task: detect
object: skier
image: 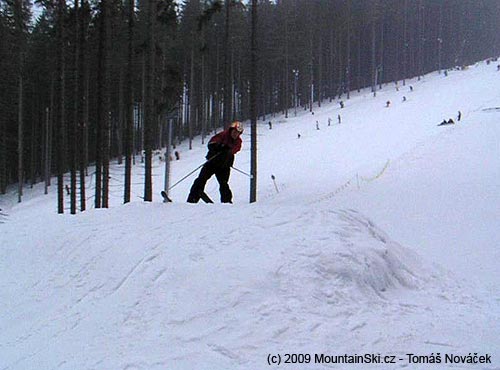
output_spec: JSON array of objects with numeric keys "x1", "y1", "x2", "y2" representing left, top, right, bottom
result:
[
  {"x1": 438, "y1": 118, "x2": 454, "y2": 126},
  {"x1": 187, "y1": 121, "x2": 244, "y2": 204}
]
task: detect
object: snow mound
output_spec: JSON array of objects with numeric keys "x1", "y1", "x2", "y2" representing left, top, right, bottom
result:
[{"x1": 274, "y1": 209, "x2": 422, "y2": 306}]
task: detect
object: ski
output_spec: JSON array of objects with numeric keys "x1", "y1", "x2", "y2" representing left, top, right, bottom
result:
[
  {"x1": 199, "y1": 192, "x2": 214, "y2": 203},
  {"x1": 161, "y1": 190, "x2": 213, "y2": 204},
  {"x1": 161, "y1": 190, "x2": 173, "y2": 203}
]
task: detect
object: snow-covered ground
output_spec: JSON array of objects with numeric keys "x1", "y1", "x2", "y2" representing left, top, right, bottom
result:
[{"x1": 1, "y1": 60, "x2": 499, "y2": 370}]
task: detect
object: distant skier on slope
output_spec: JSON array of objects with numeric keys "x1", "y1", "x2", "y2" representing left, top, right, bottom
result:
[
  {"x1": 187, "y1": 121, "x2": 244, "y2": 204},
  {"x1": 438, "y1": 118, "x2": 455, "y2": 126}
]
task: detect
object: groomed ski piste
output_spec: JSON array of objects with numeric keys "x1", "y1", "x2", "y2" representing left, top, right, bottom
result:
[{"x1": 1, "y1": 59, "x2": 499, "y2": 370}]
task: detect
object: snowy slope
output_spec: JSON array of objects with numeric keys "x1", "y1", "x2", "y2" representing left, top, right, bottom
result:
[{"x1": 1, "y1": 60, "x2": 499, "y2": 370}]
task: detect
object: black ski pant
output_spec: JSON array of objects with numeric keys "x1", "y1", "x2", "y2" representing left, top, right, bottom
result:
[{"x1": 187, "y1": 162, "x2": 232, "y2": 203}]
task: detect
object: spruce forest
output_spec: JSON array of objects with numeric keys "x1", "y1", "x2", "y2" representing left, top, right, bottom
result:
[{"x1": 1, "y1": 0, "x2": 499, "y2": 213}]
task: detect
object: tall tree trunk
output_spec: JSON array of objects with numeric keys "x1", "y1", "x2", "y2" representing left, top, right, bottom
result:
[
  {"x1": 201, "y1": 46, "x2": 206, "y2": 144},
  {"x1": 418, "y1": 0, "x2": 425, "y2": 78},
  {"x1": 230, "y1": 47, "x2": 235, "y2": 120},
  {"x1": 318, "y1": 37, "x2": 322, "y2": 107},
  {"x1": 189, "y1": 45, "x2": 195, "y2": 149},
  {"x1": 371, "y1": 15, "x2": 377, "y2": 96},
  {"x1": 437, "y1": 2, "x2": 443, "y2": 74},
  {"x1": 70, "y1": 0, "x2": 79, "y2": 214},
  {"x1": 117, "y1": 69, "x2": 124, "y2": 165},
  {"x1": 222, "y1": 0, "x2": 231, "y2": 127},
  {"x1": 357, "y1": 27, "x2": 361, "y2": 92},
  {"x1": 101, "y1": 0, "x2": 110, "y2": 208},
  {"x1": 0, "y1": 23, "x2": 4, "y2": 195},
  {"x1": 283, "y1": 1, "x2": 289, "y2": 118},
  {"x1": 140, "y1": 59, "x2": 145, "y2": 158},
  {"x1": 346, "y1": 0, "x2": 351, "y2": 99},
  {"x1": 49, "y1": 74, "x2": 55, "y2": 187},
  {"x1": 44, "y1": 107, "x2": 50, "y2": 195},
  {"x1": 379, "y1": 13, "x2": 384, "y2": 90},
  {"x1": 17, "y1": 76, "x2": 23, "y2": 203},
  {"x1": 57, "y1": 0, "x2": 66, "y2": 214},
  {"x1": 250, "y1": 0, "x2": 257, "y2": 203},
  {"x1": 214, "y1": 36, "x2": 220, "y2": 130},
  {"x1": 143, "y1": 0, "x2": 155, "y2": 201},
  {"x1": 29, "y1": 94, "x2": 37, "y2": 188},
  {"x1": 337, "y1": 28, "x2": 342, "y2": 97},
  {"x1": 329, "y1": 26, "x2": 334, "y2": 100},
  {"x1": 15, "y1": 0, "x2": 24, "y2": 203},
  {"x1": 403, "y1": 0, "x2": 408, "y2": 85},
  {"x1": 78, "y1": 0, "x2": 87, "y2": 211},
  {"x1": 95, "y1": 0, "x2": 108, "y2": 208},
  {"x1": 0, "y1": 113, "x2": 5, "y2": 194},
  {"x1": 124, "y1": 0, "x2": 134, "y2": 204},
  {"x1": 308, "y1": 8, "x2": 314, "y2": 112}
]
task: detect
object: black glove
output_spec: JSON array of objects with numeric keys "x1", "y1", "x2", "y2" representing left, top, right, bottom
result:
[
  {"x1": 207, "y1": 142, "x2": 220, "y2": 152},
  {"x1": 206, "y1": 143, "x2": 224, "y2": 160},
  {"x1": 209, "y1": 142, "x2": 229, "y2": 152}
]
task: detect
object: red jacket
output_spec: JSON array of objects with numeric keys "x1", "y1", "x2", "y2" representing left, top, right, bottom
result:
[{"x1": 208, "y1": 129, "x2": 242, "y2": 155}]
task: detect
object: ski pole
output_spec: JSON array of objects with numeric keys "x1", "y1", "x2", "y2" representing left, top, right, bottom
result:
[
  {"x1": 168, "y1": 153, "x2": 220, "y2": 191},
  {"x1": 231, "y1": 166, "x2": 253, "y2": 179},
  {"x1": 271, "y1": 174, "x2": 279, "y2": 193}
]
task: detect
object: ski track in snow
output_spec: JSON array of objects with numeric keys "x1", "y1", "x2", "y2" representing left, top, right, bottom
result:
[{"x1": 1, "y1": 60, "x2": 499, "y2": 370}]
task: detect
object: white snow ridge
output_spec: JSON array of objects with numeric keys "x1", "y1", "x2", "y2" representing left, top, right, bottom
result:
[{"x1": 271, "y1": 209, "x2": 423, "y2": 305}]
